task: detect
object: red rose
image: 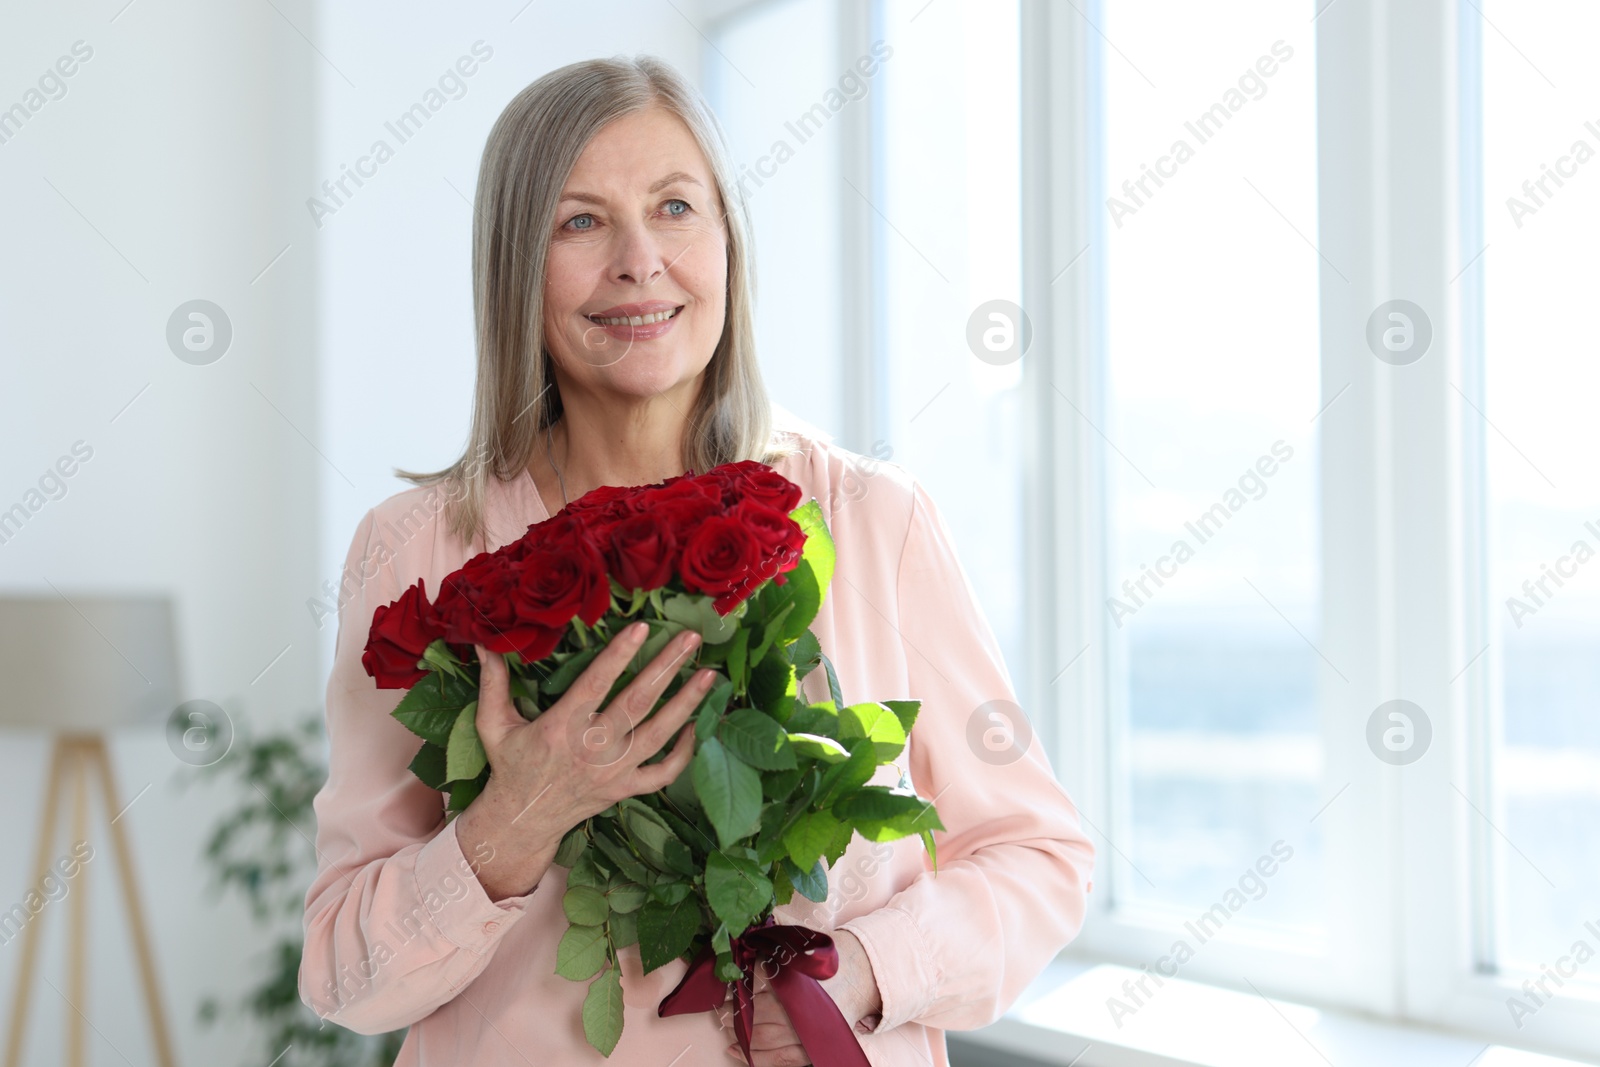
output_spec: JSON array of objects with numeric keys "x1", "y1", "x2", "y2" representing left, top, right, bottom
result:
[
  {"x1": 679, "y1": 515, "x2": 764, "y2": 603},
  {"x1": 733, "y1": 498, "x2": 805, "y2": 560},
  {"x1": 605, "y1": 513, "x2": 677, "y2": 591},
  {"x1": 431, "y1": 552, "x2": 563, "y2": 662},
  {"x1": 702, "y1": 460, "x2": 803, "y2": 515},
  {"x1": 363, "y1": 579, "x2": 443, "y2": 689},
  {"x1": 511, "y1": 537, "x2": 612, "y2": 629}
]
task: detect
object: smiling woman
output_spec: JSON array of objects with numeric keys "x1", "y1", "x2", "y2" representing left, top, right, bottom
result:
[{"x1": 300, "y1": 53, "x2": 1093, "y2": 1067}]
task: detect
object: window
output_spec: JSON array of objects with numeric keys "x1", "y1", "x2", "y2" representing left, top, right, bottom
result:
[
  {"x1": 1097, "y1": 0, "x2": 1323, "y2": 934},
  {"x1": 1476, "y1": 0, "x2": 1600, "y2": 988}
]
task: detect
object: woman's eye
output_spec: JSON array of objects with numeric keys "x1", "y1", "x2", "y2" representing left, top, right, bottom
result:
[
  {"x1": 663, "y1": 199, "x2": 691, "y2": 217},
  {"x1": 565, "y1": 213, "x2": 596, "y2": 231}
]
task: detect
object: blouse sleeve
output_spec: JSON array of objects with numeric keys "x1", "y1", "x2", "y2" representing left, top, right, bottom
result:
[
  {"x1": 298, "y1": 508, "x2": 538, "y2": 1035},
  {"x1": 835, "y1": 477, "x2": 1096, "y2": 1034}
]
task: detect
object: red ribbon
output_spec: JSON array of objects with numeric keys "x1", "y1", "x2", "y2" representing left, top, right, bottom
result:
[{"x1": 657, "y1": 915, "x2": 871, "y2": 1067}]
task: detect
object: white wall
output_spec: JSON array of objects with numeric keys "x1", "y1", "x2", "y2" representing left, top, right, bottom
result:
[{"x1": 0, "y1": 1, "x2": 701, "y2": 1063}]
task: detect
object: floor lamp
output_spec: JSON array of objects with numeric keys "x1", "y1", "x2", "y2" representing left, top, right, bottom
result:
[{"x1": 0, "y1": 595, "x2": 182, "y2": 1067}]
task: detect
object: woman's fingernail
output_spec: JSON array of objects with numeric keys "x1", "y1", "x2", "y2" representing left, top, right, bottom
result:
[
  {"x1": 681, "y1": 631, "x2": 702, "y2": 652},
  {"x1": 696, "y1": 667, "x2": 716, "y2": 688},
  {"x1": 629, "y1": 621, "x2": 649, "y2": 641}
]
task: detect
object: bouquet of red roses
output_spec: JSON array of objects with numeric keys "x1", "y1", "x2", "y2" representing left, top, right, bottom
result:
[{"x1": 361, "y1": 460, "x2": 942, "y2": 1059}]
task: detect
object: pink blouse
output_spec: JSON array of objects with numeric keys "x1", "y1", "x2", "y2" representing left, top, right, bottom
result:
[{"x1": 300, "y1": 425, "x2": 1095, "y2": 1066}]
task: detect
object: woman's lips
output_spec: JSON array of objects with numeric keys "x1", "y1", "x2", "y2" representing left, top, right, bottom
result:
[{"x1": 585, "y1": 303, "x2": 684, "y2": 342}]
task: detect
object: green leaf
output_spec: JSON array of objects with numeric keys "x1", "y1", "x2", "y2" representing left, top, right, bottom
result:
[
  {"x1": 563, "y1": 884, "x2": 610, "y2": 926},
  {"x1": 408, "y1": 741, "x2": 447, "y2": 790},
  {"x1": 719, "y1": 709, "x2": 796, "y2": 771},
  {"x1": 772, "y1": 559, "x2": 822, "y2": 641},
  {"x1": 920, "y1": 827, "x2": 939, "y2": 873},
  {"x1": 817, "y1": 740, "x2": 877, "y2": 804},
  {"x1": 782, "y1": 810, "x2": 842, "y2": 872},
  {"x1": 705, "y1": 852, "x2": 773, "y2": 933},
  {"x1": 783, "y1": 856, "x2": 829, "y2": 903},
  {"x1": 567, "y1": 849, "x2": 609, "y2": 889},
  {"x1": 787, "y1": 629, "x2": 822, "y2": 679},
  {"x1": 833, "y1": 787, "x2": 946, "y2": 841},
  {"x1": 692, "y1": 738, "x2": 763, "y2": 849},
  {"x1": 541, "y1": 644, "x2": 603, "y2": 695},
  {"x1": 749, "y1": 656, "x2": 797, "y2": 724},
  {"x1": 555, "y1": 826, "x2": 588, "y2": 868},
  {"x1": 694, "y1": 676, "x2": 735, "y2": 743},
  {"x1": 820, "y1": 653, "x2": 845, "y2": 709},
  {"x1": 662, "y1": 591, "x2": 739, "y2": 644},
  {"x1": 785, "y1": 702, "x2": 840, "y2": 739},
  {"x1": 839, "y1": 702, "x2": 908, "y2": 761},
  {"x1": 619, "y1": 799, "x2": 683, "y2": 871},
  {"x1": 609, "y1": 907, "x2": 639, "y2": 947},
  {"x1": 555, "y1": 923, "x2": 608, "y2": 980},
  {"x1": 446, "y1": 771, "x2": 487, "y2": 812},
  {"x1": 590, "y1": 828, "x2": 652, "y2": 885},
  {"x1": 790, "y1": 498, "x2": 835, "y2": 596},
  {"x1": 582, "y1": 965, "x2": 624, "y2": 1057},
  {"x1": 391, "y1": 670, "x2": 476, "y2": 746},
  {"x1": 786, "y1": 732, "x2": 850, "y2": 764},
  {"x1": 648, "y1": 879, "x2": 692, "y2": 906},
  {"x1": 883, "y1": 699, "x2": 922, "y2": 735},
  {"x1": 638, "y1": 895, "x2": 701, "y2": 973},
  {"x1": 444, "y1": 703, "x2": 486, "y2": 783},
  {"x1": 762, "y1": 765, "x2": 806, "y2": 803},
  {"x1": 606, "y1": 882, "x2": 648, "y2": 914},
  {"x1": 728, "y1": 628, "x2": 750, "y2": 693}
]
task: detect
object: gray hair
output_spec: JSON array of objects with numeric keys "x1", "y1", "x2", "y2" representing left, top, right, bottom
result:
[{"x1": 396, "y1": 54, "x2": 797, "y2": 546}]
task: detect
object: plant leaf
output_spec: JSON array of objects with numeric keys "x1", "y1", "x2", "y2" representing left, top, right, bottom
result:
[
  {"x1": 694, "y1": 676, "x2": 735, "y2": 743},
  {"x1": 391, "y1": 671, "x2": 475, "y2": 746},
  {"x1": 606, "y1": 882, "x2": 648, "y2": 914},
  {"x1": 662, "y1": 591, "x2": 739, "y2": 644},
  {"x1": 563, "y1": 884, "x2": 610, "y2": 926},
  {"x1": 719, "y1": 709, "x2": 796, "y2": 771},
  {"x1": 444, "y1": 702, "x2": 486, "y2": 783},
  {"x1": 787, "y1": 629, "x2": 822, "y2": 679},
  {"x1": 554, "y1": 826, "x2": 588, "y2": 868},
  {"x1": 582, "y1": 965, "x2": 625, "y2": 1057},
  {"x1": 705, "y1": 852, "x2": 773, "y2": 933},
  {"x1": 555, "y1": 922, "x2": 607, "y2": 980},
  {"x1": 790, "y1": 499, "x2": 835, "y2": 596},
  {"x1": 408, "y1": 741, "x2": 447, "y2": 790},
  {"x1": 882, "y1": 698, "x2": 921, "y2": 735},
  {"x1": 692, "y1": 738, "x2": 763, "y2": 849},
  {"x1": 820, "y1": 653, "x2": 845, "y2": 709},
  {"x1": 783, "y1": 855, "x2": 829, "y2": 903},
  {"x1": 540, "y1": 644, "x2": 603, "y2": 695},
  {"x1": 782, "y1": 810, "x2": 842, "y2": 872},
  {"x1": 839, "y1": 702, "x2": 907, "y2": 761},
  {"x1": 785, "y1": 732, "x2": 850, "y2": 764},
  {"x1": 638, "y1": 895, "x2": 701, "y2": 973}
]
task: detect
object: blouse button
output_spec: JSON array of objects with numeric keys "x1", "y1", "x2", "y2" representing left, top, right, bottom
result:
[{"x1": 483, "y1": 920, "x2": 500, "y2": 933}]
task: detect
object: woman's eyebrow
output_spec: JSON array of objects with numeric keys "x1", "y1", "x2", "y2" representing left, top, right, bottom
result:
[{"x1": 558, "y1": 172, "x2": 704, "y2": 205}]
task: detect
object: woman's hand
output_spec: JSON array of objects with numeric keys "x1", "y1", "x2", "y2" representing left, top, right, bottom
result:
[
  {"x1": 717, "y1": 928, "x2": 883, "y2": 1065},
  {"x1": 454, "y1": 620, "x2": 716, "y2": 901}
]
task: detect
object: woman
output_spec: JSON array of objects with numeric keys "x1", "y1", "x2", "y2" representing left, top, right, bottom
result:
[{"x1": 300, "y1": 54, "x2": 1094, "y2": 1067}]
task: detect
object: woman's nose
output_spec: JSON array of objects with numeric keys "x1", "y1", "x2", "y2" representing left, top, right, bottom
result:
[{"x1": 608, "y1": 220, "x2": 669, "y2": 286}]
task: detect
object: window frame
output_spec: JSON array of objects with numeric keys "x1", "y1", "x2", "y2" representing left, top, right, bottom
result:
[{"x1": 1025, "y1": 0, "x2": 1600, "y2": 1058}]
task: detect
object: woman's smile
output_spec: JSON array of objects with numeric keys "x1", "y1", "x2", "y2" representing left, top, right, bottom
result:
[{"x1": 584, "y1": 299, "x2": 685, "y2": 341}]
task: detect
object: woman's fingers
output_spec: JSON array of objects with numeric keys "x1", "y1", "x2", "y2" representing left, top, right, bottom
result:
[
  {"x1": 556, "y1": 621, "x2": 651, "y2": 724},
  {"x1": 473, "y1": 644, "x2": 521, "y2": 752},
  {"x1": 630, "y1": 716, "x2": 696, "y2": 794},
  {"x1": 632, "y1": 666, "x2": 715, "y2": 762},
  {"x1": 600, "y1": 628, "x2": 702, "y2": 734}
]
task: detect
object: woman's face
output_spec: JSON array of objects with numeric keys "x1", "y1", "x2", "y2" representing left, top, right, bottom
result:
[{"x1": 542, "y1": 106, "x2": 728, "y2": 407}]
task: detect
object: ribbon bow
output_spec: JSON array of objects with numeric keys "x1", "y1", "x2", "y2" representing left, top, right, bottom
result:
[{"x1": 657, "y1": 915, "x2": 871, "y2": 1067}]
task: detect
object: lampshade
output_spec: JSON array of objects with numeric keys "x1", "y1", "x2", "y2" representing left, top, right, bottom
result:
[{"x1": 0, "y1": 595, "x2": 181, "y2": 731}]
